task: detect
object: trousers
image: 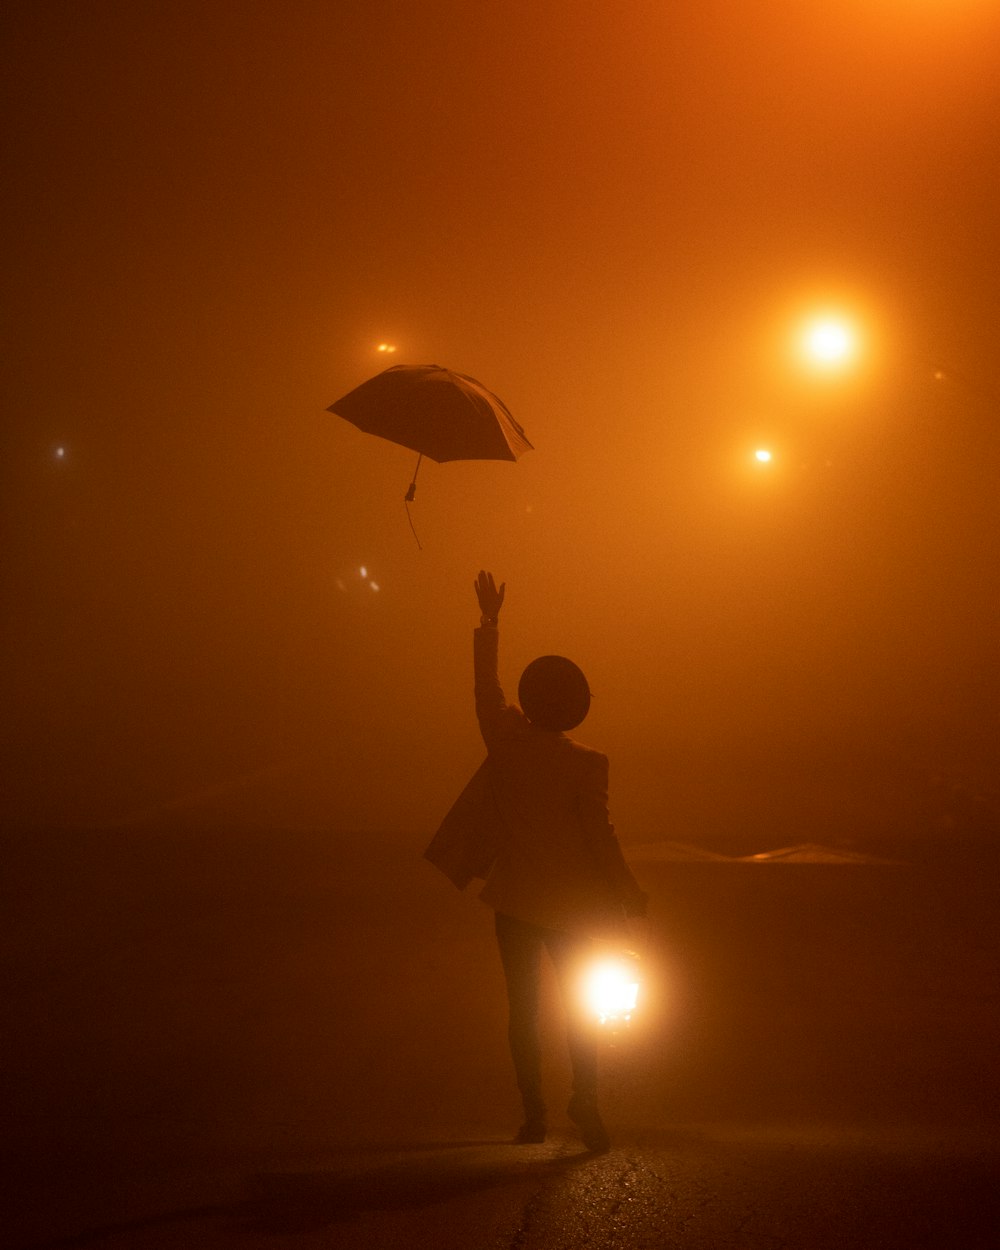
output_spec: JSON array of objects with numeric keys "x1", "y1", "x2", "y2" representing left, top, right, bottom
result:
[{"x1": 494, "y1": 911, "x2": 598, "y2": 1119}]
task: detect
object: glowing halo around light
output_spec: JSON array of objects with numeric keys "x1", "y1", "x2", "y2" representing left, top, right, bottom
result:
[{"x1": 754, "y1": 448, "x2": 773, "y2": 463}]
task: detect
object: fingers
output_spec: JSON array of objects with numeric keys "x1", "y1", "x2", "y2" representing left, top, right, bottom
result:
[{"x1": 474, "y1": 570, "x2": 505, "y2": 614}]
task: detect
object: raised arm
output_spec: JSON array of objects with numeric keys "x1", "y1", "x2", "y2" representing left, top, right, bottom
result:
[{"x1": 473, "y1": 570, "x2": 510, "y2": 748}]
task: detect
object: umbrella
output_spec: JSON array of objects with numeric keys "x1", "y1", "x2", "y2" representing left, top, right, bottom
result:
[
  {"x1": 328, "y1": 364, "x2": 532, "y2": 547},
  {"x1": 328, "y1": 362, "x2": 531, "y2": 492}
]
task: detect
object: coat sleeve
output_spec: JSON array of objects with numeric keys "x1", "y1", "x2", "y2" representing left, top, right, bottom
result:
[
  {"x1": 424, "y1": 627, "x2": 517, "y2": 891},
  {"x1": 577, "y1": 753, "x2": 647, "y2": 915},
  {"x1": 473, "y1": 624, "x2": 518, "y2": 750},
  {"x1": 424, "y1": 760, "x2": 502, "y2": 889}
]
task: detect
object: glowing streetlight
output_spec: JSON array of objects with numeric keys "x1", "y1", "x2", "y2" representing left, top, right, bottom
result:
[
  {"x1": 376, "y1": 342, "x2": 397, "y2": 354},
  {"x1": 798, "y1": 314, "x2": 859, "y2": 370},
  {"x1": 754, "y1": 448, "x2": 773, "y2": 464}
]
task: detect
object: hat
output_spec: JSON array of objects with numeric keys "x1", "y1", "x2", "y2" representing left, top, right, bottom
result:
[{"x1": 518, "y1": 655, "x2": 591, "y2": 731}]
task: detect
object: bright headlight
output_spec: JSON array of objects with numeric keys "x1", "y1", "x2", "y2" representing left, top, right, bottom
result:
[{"x1": 584, "y1": 954, "x2": 640, "y2": 1025}]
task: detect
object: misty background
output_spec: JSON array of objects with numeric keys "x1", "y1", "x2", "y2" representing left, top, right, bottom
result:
[{"x1": 3, "y1": 1, "x2": 997, "y2": 843}]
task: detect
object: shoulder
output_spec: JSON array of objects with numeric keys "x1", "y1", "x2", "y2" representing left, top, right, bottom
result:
[
  {"x1": 488, "y1": 704, "x2": 530, "y2": 741},
  {"x1": 563, "y1": 738, "x2": 608, "y2": 772},
  {"x1": 502, "y1": 706, "x2": 528, "y2": 731}
]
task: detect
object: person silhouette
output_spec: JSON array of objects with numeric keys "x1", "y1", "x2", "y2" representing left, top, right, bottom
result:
[{"x1": 426, "y1": 571, "x2": 647, "y2": 1150}]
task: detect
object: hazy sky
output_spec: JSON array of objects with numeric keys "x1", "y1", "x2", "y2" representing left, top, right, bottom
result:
[{"x1": 3, "y1": 1, "x2": 998, "y2": 836}]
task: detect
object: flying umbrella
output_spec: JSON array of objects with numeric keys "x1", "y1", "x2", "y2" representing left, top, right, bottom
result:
[{"x1": 327, "y1": 365, "x2": 532, "y2": 541}]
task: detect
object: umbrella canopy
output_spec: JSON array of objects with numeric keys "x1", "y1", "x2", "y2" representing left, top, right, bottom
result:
[{"x1": 327, "y1": 364, "x2": 532, "y2": 463}]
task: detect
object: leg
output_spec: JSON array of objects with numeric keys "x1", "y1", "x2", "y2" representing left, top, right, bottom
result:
[
  {"x1": 544, "y1": 928, "x2": 598, "y2": 1102},
  {"x1": 494, "y1": 912, "x2": 547, "y2": 1137},
  {"x1": 545, "y1": 929, "x2": 610, "y2": 1152}
]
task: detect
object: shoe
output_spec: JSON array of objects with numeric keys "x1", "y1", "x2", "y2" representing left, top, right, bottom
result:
[
  {"x1": 513, "y1": 1116, "x2": 547, "y2": 1144},
  {"x1": 567, "y1": 1094, "x2": 610, "y2": 1152}
]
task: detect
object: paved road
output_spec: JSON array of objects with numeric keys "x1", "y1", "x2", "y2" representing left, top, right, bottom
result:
[
  {"x1": 4, "y1": 827, "x2": 999, "y2": 1247},
  {"x1": 13, "y1": 1123, "x2": 999, "y2": 1248}
]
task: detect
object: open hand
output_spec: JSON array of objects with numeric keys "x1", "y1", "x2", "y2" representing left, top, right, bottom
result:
[{"x1": 474, "y1": 570, "x2": 506, "y2": 620}]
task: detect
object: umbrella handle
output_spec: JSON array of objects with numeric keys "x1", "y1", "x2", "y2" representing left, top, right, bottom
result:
[
  {"x1": 404, "y1": 452, "x2": 423, "y2": 502},
  {"x1": 404, "y1": 453, "x2": 423, "y2": 549}
]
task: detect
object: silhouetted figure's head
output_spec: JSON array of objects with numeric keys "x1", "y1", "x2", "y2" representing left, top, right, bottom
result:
[{"x1": 518, "y1": 656, "x2": 591, "y2": 732}]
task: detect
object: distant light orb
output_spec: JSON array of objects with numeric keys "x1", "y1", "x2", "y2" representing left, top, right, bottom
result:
[
  {"x1": 370, "y1": 582, "x2": 380, "y2": 592},
  {"x1": 376, "y1": 343, "x2": 397, "y2": 354},
  {"x1": 800, "y1": 316, "x2": 857, "y2": 367},
  {"x1": 55, "y1": 446, "x2": 66, "y2": 459},
  {"x1": 360, "y1": 565, "x2": 368, "y2": 579},
  {"x1": 754, "y1": 448, "x2": 772, "y2": 463}
]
